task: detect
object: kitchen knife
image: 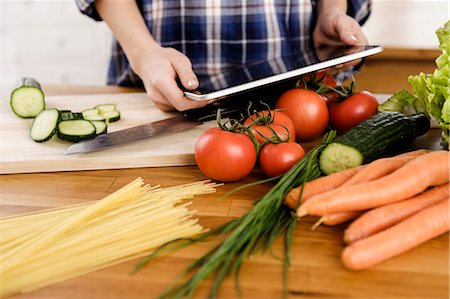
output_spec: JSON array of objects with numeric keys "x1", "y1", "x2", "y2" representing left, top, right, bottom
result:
[{"x1": 64, "y1": 114, "x2": 202, "y2": 155}]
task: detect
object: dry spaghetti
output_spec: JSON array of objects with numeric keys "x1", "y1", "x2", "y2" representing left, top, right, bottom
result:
[{"x1": 0, "y1": 178, "x2": 218, "y2": 297}]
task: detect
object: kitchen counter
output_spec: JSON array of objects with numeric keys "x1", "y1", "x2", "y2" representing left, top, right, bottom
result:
[{"x1": 1, "y1": 85, "x2": 448, "y2": 299}]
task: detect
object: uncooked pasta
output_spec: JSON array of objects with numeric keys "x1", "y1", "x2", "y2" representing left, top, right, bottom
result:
[{"x1": 0, "y1": 178, "x2": 218, "y2": 297}]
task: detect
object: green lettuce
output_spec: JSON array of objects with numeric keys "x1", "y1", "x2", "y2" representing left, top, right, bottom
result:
[{"x1": 379, "y1": 20, "x2": 450, "y2": 148}]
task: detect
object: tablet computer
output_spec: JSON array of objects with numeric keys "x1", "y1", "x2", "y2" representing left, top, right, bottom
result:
[{"x1": 184, "y1": 45, "x2": 383, "y2": 101}]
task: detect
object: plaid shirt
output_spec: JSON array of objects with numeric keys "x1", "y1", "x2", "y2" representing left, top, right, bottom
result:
[{"x1": 76, "y1": 0, "x2": 371, "y2": 89}]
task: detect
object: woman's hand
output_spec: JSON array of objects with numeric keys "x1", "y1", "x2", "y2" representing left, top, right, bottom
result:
[
  {"x1": 313, "y1": 5, "x2": 368, "y2": 48},
  {"x1": 95, "y1": 0, "x2": 210, "y2": 112},
  {"x1": 313, "y1": 1, "x2": 369, "y2": 74},
  {"x1": 133, "y1": 45, "x2": 210, "y2": 111}
]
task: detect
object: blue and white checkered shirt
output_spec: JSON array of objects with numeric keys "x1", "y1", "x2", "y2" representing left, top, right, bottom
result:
[{"x1": 76, "y1": 0, "x2": 371, "y2": 89}]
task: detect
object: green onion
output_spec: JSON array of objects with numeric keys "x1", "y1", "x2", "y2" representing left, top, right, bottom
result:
[{"x1": 135, "y1": 131, "x2": 336, "y2": 298}]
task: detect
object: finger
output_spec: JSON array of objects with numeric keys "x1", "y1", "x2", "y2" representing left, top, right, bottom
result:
[
  {"x1": 352, "y1": 30, "x2": 368, "y2": 45},
  {"x1": 154, "y1": 76, "x2": 209, "y2": 111},
  {"x1": 168, "y1": 49, "x2": 199, "y2": 91},
  {"x1": 174, "y1": 96, "x2": 211, "y2": 111},
  {"x1": 342, "y1": 58, "x2": 362, "y2": 69},
  {"x1": 335, "y1": 46, "x2": 363, "y2": 70},
  {"x1": 322, "y1": 67, "x2": 340, "y2": 77},
  {"x1": 148, "y1": 88, "x2": 175, "y2": 112},
  {"x1": 340, "y1": 31, "x2": 368, "y2": 46},
  {"x1": 335, "y1": 17, "x2": 368, "y2": 46},
  {"x1": 341, "y1": 34, "x2": 359, "y2": 46},
  {"x1": 332, "y1": 59, "x2": 362, "y2": 75}
]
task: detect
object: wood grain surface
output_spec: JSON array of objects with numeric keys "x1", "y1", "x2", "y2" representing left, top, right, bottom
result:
[
  {"x1": 1, "y1": 86, "x2": 448, "y2": 299},
  {"x1": 3, "y1": 91, "x2": 438, "y2": 175},
  {"x1": 1, "y1": 92, "x2": 217, "y2": 174}
]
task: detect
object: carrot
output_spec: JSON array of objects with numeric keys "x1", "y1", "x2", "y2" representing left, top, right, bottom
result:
[
  {"x1": 311, "y1": 211, "x2": 362, "y2": 231},
  {"x1": 341, "y1": 198, "x2": 449, "y2": 271},
  {"x1": 342, "y1": 149, "x2": 429, "y2": 186},
  {"x1": 287, "y1": 150, "x2": 426, "y2": 215},
  {"x1": 284, "y1": 166, "x2": 364, "y2": 209},
  {"x1": 309, "y1": 150, "x2": 429, "y2": 229},
  {"x1": 297, "y1": 150, "x2": 450, "y2": 217},
  {"x1": 344, "y1": 183, "x2": 449, "y2": 244}
]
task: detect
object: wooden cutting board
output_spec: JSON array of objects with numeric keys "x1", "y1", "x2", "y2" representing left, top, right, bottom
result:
[
  {"x1": 1, "y1": 93, "x2": 216, "y2": 174},
  {"x1": 1, "y1": 92, "x2": 443, "y2": 175}
]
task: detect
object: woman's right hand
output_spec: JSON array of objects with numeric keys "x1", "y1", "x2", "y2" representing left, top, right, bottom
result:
[
  {"x1": 133, "y1": 46, "x2": 211, "y2": 112},
  {"x1": 95, "y1": 0, "x2": 210, "y2": 112}
]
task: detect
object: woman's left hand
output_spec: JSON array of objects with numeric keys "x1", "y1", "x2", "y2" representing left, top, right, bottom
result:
[
  {"x1": 313, "y1": 7, "x2": 368, "y2": 48},
  {"x1": 313, "y1": 3, "x2": 369, "y2": 74}
]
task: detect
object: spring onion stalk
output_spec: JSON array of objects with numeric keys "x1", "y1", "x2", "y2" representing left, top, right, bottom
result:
[{"x1": 135, "y1": 131, "x2": 337, "y2": 299}]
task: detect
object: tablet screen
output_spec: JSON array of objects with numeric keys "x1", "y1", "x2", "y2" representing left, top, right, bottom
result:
[{"x1": 185, "y1": 45, "x2": 383, "y2": 101}]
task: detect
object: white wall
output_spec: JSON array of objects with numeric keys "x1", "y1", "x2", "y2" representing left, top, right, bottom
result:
[
  {"x1": 362, "y1": 0, "x2": 449, "y2": 48},
  {"x1": 1, "y1": 0, "x2": 449, "y2": 90},
  {"x1": 1, "y1": 0, "x2": 112, "y2": 89}
]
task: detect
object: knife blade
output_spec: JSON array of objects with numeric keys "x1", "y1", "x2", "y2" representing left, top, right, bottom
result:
[{"x1": 64, "y1": 114, "x2": 201, "y2": 155}]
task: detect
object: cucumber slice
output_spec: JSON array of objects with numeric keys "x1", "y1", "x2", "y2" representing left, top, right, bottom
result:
[
  {"x1": 82, "y1": 109, "x2": 105, "y2": 121},
  {"x1": 57, "y1": 120, "x2": 96, "y2": 142},
  {"x1": 60, "y1": 111, "x2": 84, "y2": 121},
  {"x1": 103, "y1": 110, "x2": 120, "y2": 122},
  {"x1": 29, "y1": 108, "x2": 60, "y2": 142},
  {"x1": 94, "y1": 103, "x2": 116, "y2": 114},
  {"x1": 319, "y1": 143, "x2": 363, "y2": 175},
  {"x1": 10, "y1": 77, "x2": 45, "y2": 118},
  {"x1": 91, "y1": 120, "x2": 107, "y2": 135}
]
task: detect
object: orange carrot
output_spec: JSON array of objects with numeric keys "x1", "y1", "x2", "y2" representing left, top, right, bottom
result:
[
  {"x1": 344, "y1": 183, "x2": 449, "y2": 244},
  {"x1": 311, "y1": 211, "x2": 362, "y2": 231},
  {"x1": 297, "y1": 150, "x2": 450, "y2": 217},
  {"x1": 310, "y1": 150, "x2": 429, "y2": 228},
  {"x1": 284, "y1": 165, "x2": 364, "y2": 209},
  {"x1": 342, "y1": 149, "x2": 429, "y2": 186},
  {"x1": 341, "y1": 198, "x2": 449, "y2": 271}
]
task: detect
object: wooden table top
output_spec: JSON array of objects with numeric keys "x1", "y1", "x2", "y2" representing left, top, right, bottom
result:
[{"x1": 1, "y1": 85, "x2": 448, "y2": 299}]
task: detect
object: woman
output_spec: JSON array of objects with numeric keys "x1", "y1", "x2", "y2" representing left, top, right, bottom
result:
[{"x1": 76, "y1": 0, "x2": 371, "y2": 111}]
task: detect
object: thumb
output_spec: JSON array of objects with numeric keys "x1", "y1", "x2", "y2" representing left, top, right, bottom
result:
[
  {"x1": 171, "y1": 57, "x2": 199, "y2": 91},
  {"x1": 340, "y1": 33, "x2": 359, "y2": 46},
  {"x1": 335, "y1": 17, "x2": 367, "y2": 46}
]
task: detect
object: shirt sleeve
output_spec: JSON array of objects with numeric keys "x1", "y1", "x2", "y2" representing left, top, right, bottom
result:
[
  {"x1": 346, "y1": 0, "x2": 371, "y2": 26},
  {"x1": 75, "y1": 0, "x2": 102, "y2": 21}
]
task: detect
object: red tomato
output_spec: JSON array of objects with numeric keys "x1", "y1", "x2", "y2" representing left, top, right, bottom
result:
[
  {"x1": 316, "y1": 71, "x2": 337, "y2": 88},
  {"x1": 322, "y1": 89, "x2": 342, "y2": 104},
  {"x1": 297, "y1": 71, "x2": 337, "y2": 89},
  {"x1": 329, "y1": 91, "x2": 379, "y2": 133},
  {"x1": 243, "y1": 110, "x2": 296, "y2": 143},
  {"x1": 259, "y1": 142, "x2": 305, "y2": 177},
  {"x1": 320, "y1": 94, "x2": 333, "y2": 108},
  {"x1": 275, "y1": 89, "x2": 329, "y2": 142},
  {"x1": 194, "y1": 127, "x2": 257, "y2": 182}
]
